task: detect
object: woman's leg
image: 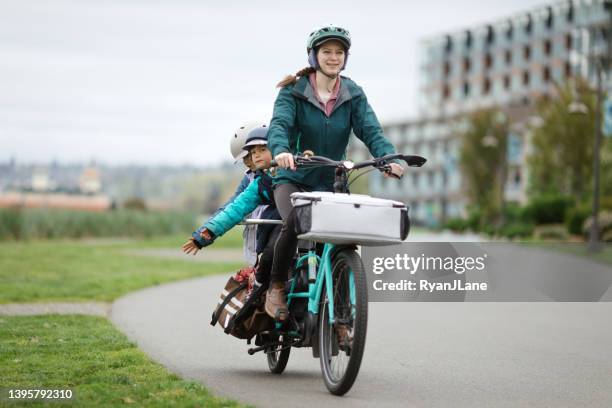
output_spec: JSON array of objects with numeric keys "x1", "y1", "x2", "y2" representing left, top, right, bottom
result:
[
  {"x1": 254, "y1": 224, "x2": 281, "y2": 286},
  {"x1": 270, "y1": 183, "x2": 302, "y2": 283},
  {"x1": 265, "y1": 183, "x2": 302, "y2": 321}
]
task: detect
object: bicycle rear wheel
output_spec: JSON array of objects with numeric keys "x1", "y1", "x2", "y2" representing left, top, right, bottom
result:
[
  {"x1": 266, "y1": 334, "x2": 291, "y2": 374},
  {"x1": 319, "y1": 249, "x2": 368, "y2": 395}
]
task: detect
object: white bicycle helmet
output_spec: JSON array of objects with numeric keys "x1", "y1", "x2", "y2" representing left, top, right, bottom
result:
[{"x1": 231, "y1": 120, "x2": 268, "y2": 162}]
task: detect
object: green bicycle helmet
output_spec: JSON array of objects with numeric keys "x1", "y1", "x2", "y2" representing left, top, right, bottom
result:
[{"x1": 307, "y1": 25, "x2": 351, "y2": 70}]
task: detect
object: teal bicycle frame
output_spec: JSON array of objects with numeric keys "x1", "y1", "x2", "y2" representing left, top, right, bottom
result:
[{"x1": 286, "y1": 243, "x2": 357, "y2": 325}]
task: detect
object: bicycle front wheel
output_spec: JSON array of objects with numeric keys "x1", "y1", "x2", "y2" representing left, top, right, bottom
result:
[{"x1": 319, "y1": 249, "x2": 368, "y2": 395}]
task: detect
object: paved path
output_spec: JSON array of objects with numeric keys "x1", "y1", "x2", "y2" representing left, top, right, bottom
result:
[
  {"x1": 0, "y1": 302, "x2": 110, "y2": 316},
  {"x1": 111, "y1": 241, "x2": 612, "y2": 407}
]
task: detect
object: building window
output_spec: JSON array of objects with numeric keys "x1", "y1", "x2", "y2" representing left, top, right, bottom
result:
[
  {"x1": 503, "y1": 75, "x2": 511, "y2": 89},
  {"x1": 443, "y1": 61, "x2": 451, "y2": 77},
  {"x1": 543, "y1": 66, "x2": 551, "y2": 82},
  {"x1": 465, "y1": 30, "x2": 473, "y2": 49},
  {"x1": 522, "y1": 71, "x2": 530, "y2": 86},
  {"x1": 486, "y1": 25, "x2": 495, "y2": 45},
  {"x1": 565, "y1": 33, "x2": 572, "y2": 50},
  {"x1": 442, "y1": 84, "x2": 451, "y2": 99},
  {"x1": 505, "y1": 22, "x2": 513, "y2": 39},
  {"x1": 564, "y1": 61, "x2": 572, "y2": 77},
  {"x1": 444, "y1": 35, "x2": 453, "y2": 53},
  {"x1": 524, "y1": 14, "x2": 533, "y2": 34},
  {"x1": 523, "y1": 45, "x2": 531, "y2": 60},
  {"x1": 463, "y1": 81, "x2": 470, "y2": 97},
  {"x1": 484, "y1": 53, "x2": 493, "y2": 70},
  {"x1": 505, "y1": 50, "x2": 512, "y2": 64},
  {"x1": 545, "y1": 7, "x2": 554, "y2": 29},
  {"x1": 483, "y1": 77, "x2": 491, "y2": 94},
  {"x1": 567, "y1": 3, "x2": 574, "y2": 22},
  {"x1": 543, "y1": 39, "x2": 552, "y2": 56},
  {"x1": 463, "y1": 57, "x2": 471, "y2": 73}
]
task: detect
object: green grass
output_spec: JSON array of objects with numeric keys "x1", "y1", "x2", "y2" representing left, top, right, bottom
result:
[
  {"x1": 118, "y1": 227, "x2": 244, "y2": 250},
  {"x1": 0, "y1": 236, "x2": 243, "y2": 304},
  {"x1": 0, "y1": 315, "x2": 244, "y2": 407}
]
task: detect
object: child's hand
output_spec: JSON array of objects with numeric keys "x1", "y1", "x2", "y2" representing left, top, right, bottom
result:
[{"x1": 182, "y1": 239, "x2": 200, "y2": 255}]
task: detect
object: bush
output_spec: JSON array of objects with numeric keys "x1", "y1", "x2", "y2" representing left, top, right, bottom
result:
[
  {"x1": 0, "y1": 209, "x2": 197, "y2": 241},
  {"x1": 466, "y1": 208, "x2": 482, "y2": 232},
  {"x1": 534, "y1": 224, "x2": 568, "y2": 240},
  {"x1": 502, "y1": 202, "x2": 523, "y2": 223},
  {"x1": 600, "y1": 196, "x2": 612, "y2": 211},
  {"x1": 500, "y1": 222, "x2": 535, "y2": 240},
  {"x1": 442, "y1": 217, "x2": 469, "y2": 232},
  {"x1": 481, "y1": 224, "x2": 499, "y2": 237},
  {"x1": 565, "y1": 205, "x2": 591, "y2": 235},
  {"x1": 522, "y1": 194, "x2": 575, "y2": 225},
  {"x1": 583, "y1": 211, "x2": 612, "y2": 242}
]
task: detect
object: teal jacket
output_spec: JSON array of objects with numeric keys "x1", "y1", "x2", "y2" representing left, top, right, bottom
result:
[
  {"x1": 198, "y1": 171, "x2": 276, "y2": 240},
  {"x1": 268, "y1": 75, "x2": 397, "y2": 190}
]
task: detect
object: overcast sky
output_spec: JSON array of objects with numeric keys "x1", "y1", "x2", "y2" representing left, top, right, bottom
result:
[{"x1": 1, "y1": 0, "x2": 549, "y2": 166}]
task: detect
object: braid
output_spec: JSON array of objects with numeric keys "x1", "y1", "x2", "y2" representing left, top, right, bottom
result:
[{"x1": 276, "y1": 67, "x2": 316, "y2": 88}]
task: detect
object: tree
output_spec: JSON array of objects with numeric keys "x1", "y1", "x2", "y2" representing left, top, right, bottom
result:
[
  {"x1": 527, "y1": 79, "x2": 597, "y2": 201},
  {"x1": 458, "y1": 108, "x2": 508, "y2": 228}
]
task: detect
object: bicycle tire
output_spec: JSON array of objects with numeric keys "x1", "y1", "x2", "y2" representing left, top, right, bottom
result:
[
  {"x1": 266, "y1": 334, "x2": 291, "y2": 374},
  {"x1": 319, "y1": 249, "x2": 368, "y2": 395}
]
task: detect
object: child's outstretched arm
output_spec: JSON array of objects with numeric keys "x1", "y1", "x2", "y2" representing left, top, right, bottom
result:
[
  {"x1": 208, "y1": 174, "x2": 251, "y2": 220},
  {"x1": 186, "y1": 179, "x2": 262, "y2": 252}
]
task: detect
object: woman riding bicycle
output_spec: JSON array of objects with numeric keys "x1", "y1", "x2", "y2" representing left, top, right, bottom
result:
[{"x1": 266, "y1": 24, "x2": 404, "y2": 321}]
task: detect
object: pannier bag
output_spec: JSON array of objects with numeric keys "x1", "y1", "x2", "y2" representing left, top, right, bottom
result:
[
  {"x1": 210, "y1": 267, "x2": 274, "y2": 340},
  {"x1": 291, "y1": 192, "x2": 410, "y2": 246}
]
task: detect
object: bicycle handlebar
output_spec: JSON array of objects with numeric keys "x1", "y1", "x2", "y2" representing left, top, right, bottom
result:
[{"x1": 270, "y1": 152, "x2": 426, "y2": 176}]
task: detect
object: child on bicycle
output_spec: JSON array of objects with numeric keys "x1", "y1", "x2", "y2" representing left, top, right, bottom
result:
[
  {"x1": 181, "y1": 125, "x2": 281, "y2": 300},
  {"x1": 186, "y1": 121, "x2": 268, "y2": 267}
]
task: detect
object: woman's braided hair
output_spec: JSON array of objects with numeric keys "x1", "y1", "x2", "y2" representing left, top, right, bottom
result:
[{"x1": 276, "y1": 67, "x2": 316, "y2": 88}]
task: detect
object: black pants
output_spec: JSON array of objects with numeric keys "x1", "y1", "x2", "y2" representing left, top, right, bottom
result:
[
  {"x1": 255, "y1": 224, "x2": 281, "y2": 285},
  {"x1": 270, "y1": 183, "x2": 309, "y2": 283}
]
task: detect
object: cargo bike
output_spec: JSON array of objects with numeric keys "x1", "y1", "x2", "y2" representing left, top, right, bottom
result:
[{"x1": 236, "y1": 152, "x2": 425, "y2": 395}]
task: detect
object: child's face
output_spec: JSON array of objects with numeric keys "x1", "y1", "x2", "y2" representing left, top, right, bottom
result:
[
  {"x1": 242, "y1": 153, "x2": 256, "y2": 171},
  {"x1": 249, "y1": 145, "x2": 272, "y2": 170}
]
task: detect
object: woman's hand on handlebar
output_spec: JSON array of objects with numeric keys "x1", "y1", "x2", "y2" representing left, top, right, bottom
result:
[
  {"x1": 274, "y1": 152, "x2": 296, "y2": 170},
  {"x1": 383, "y1": 163, "x2": 404, "y2": 179}
]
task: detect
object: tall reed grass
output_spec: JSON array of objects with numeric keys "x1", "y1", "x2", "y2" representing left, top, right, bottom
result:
[{"x1": 0, "y1": 208, "x2": 197, "y2": 240}]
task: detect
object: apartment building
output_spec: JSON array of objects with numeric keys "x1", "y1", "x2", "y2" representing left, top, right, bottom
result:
[{"x1": 359, "y1": 0, "x2": 611, "y2": 226}]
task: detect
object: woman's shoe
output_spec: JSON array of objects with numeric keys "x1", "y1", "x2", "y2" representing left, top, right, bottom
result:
[{"x1": 265, "y1": 281, "x2": 288, "y2": 322}]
